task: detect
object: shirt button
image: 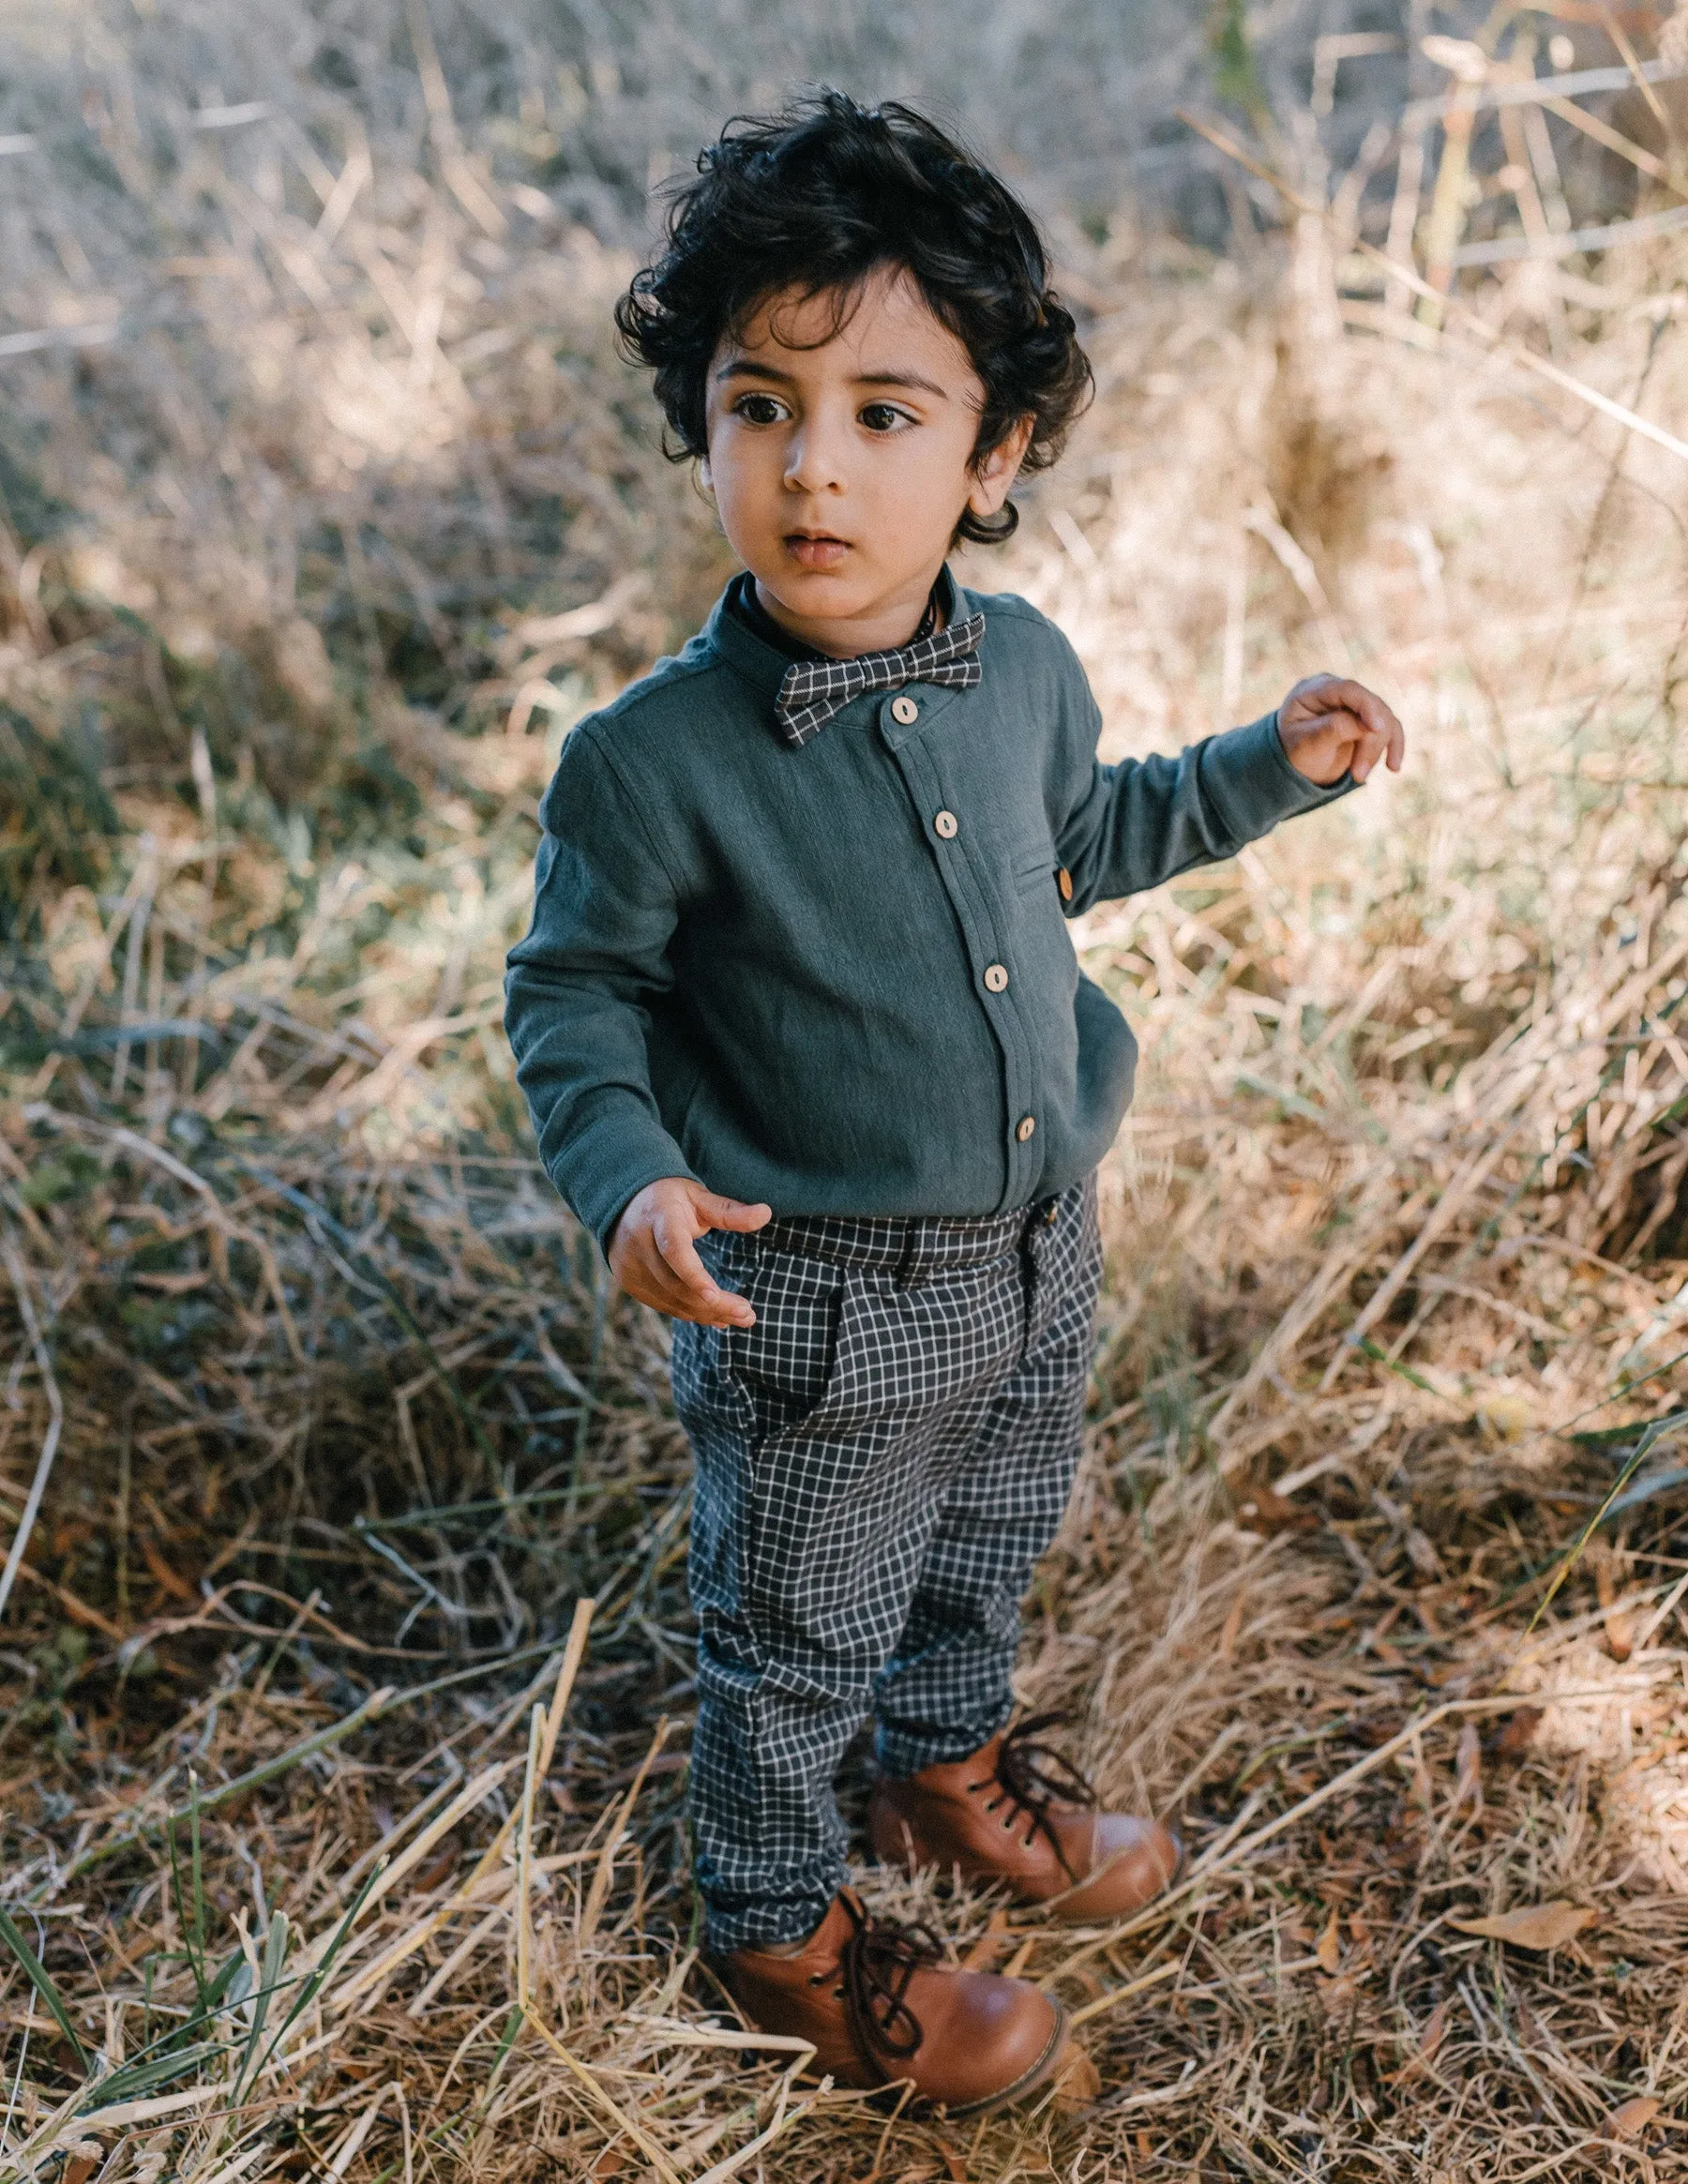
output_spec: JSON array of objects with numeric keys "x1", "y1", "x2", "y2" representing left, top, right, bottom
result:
[
  {"x1": 983, "y1": 962, "x2": 1009, "y2": 993},
  {"x1": 934, "y1": 809, "x2": 958, "y2": 839},
  {"x1": 1017, "y1": 1114, "x2": 1036, "y2": 1142},
  {"x1": 890, "y1": 693, "x2": 920, "y2": 725},
  {"x1": 1057, "y1": 866, "x2": 1074, "y2": 901}
]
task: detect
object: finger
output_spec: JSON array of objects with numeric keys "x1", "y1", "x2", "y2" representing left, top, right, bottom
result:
[
  {"x1": 1327, "y1": 678, "x2": 1384, "y2": 726},
  {"x1": 1282, "y1": 671, "x2": 1340, "y2": 718},
  {"x1": 652, "y1": 1213, "x2": 756, "y2": 1326},
  {"x1": 650, "y1": 1272, "x2": 746, "y2": 1326},
  {"x1": 623, "y1": 1243, "x2": 747, "y2": 1327},
  {"x1": 1304, "y1": 703, "x2": 1388, "y2": 782},
  {"x1": 1331, "y1": 681, "x2": 1405, "y2": 762},
  {"x1": 1348, "y1": 722, "x2": 1389, "y2": 783},
  {"x1": 695, "y1": 1192, "x2": 773, "y2": 1234}
]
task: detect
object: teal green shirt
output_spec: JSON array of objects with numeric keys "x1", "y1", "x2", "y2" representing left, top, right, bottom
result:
[{"x1": 505, "y1": 571, "x2": 1349, "y2": 1249}]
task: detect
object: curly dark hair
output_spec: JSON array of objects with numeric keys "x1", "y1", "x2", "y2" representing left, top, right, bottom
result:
[{"x1": 613, "y1": 91, "x2": 1093, "y2": 545}]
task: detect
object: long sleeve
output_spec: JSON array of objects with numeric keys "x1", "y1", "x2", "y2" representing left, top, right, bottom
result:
[
  {"x1": 504, "y1": 729, "x2": 700, "y2": 1251},
  {"x1": 1056, "y1": 708, "x2": 1351, "y2": 914}
]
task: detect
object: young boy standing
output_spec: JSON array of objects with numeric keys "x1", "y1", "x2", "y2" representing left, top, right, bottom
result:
[{"x1": 506, "y1": 95, "x2": 1403, "y2": 2114}]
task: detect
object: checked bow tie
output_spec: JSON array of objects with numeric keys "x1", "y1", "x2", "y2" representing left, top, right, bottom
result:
[{"x1": 775, "y1": 610, "x2": 987, "y2": 747}]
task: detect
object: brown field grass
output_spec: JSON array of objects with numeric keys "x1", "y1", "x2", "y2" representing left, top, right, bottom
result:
[{"x1": 6, "y1": 5, "x2": 1688, "y2": 2179}]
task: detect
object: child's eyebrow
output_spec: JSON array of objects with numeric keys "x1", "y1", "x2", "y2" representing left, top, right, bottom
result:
[
  {"x1": 713, "y1": 356, "x2": 950, "y2": 399},
  {"x1": 855, "y1": 369, "x2": 949, "y2": 399}
]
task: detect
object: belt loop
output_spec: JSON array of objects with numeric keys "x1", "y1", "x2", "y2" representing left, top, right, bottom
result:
[{"x1": 893, "y1": 1219, "x2": 919, "y2": 1288}]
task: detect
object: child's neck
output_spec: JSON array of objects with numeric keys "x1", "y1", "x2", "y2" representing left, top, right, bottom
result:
[{"x1": 753, "y1": 573, "x2": 946, "y2": 659}]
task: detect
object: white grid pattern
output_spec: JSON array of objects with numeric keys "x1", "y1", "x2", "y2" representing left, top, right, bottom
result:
[
  {"x1": 774, "y1": 611, "x2": 987, "y2": 746},
  {"x1": 671, "y1": 1175, "x2": 1102, "y2": 1952}
]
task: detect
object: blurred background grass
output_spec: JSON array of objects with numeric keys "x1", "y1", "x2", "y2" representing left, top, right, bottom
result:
[{"x1": 7, "y1": 3, "x2": 1688, "y2": 2179}]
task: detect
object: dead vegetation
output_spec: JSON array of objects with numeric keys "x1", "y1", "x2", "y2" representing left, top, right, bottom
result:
[{"x1": 5, "y1": 4, "x2": 1688, "y2": 2180}]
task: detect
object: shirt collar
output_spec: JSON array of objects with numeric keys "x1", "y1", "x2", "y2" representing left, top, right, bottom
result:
[{"x1": 705, "y1": 565, "x2": 967, "y2": 707}]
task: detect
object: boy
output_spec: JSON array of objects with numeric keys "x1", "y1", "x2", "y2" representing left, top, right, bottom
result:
[{"x1": 505, "y1": 94, "x2": 1403, "y2": 2114}]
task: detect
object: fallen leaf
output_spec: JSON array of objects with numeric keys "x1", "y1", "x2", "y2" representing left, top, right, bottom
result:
[
  {"x1": 1316, "y1": 1908, "x2": 1343, "y2": 1974},
  {"x1": 1453, "y1": 1722, "x2": 1483, "y2": 1815},
  {"x1": 1604, "y1": 2096, "x2": 1662, "y2": 2140},
  {"x1": 1416, "y1": 1996, "x2": 1448, "y2": 2063},
  {"x1": 66, "y1": 2162, "x2": 99, "y2": 2184},
  {"x1": 941, "y1": 2147, "x2": 972, "y2": 2182},
  {"x1": 1493, "y1": 1708, "x2": 1543, "y2": 1759},
  {"x1": 1448, "y1": 1901, "x2": 1596, "y2": 1951},
  {"x1": 1234, "y1": 1485, "x2": 1318, "y2": 1536},
  {"x1": 1218, "y1": 1589, "x2": 1246, "y2": 1664},
  {"x1": 590, "y1": 2147, "x2": 626, "y2": 2178},
  {"x1": 1137, "y1": 2131, "x2": 1153, "y2": 2161}
]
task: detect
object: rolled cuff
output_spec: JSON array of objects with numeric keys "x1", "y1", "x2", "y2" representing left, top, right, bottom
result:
[
  {"x1": 538, "y1": 1093, "x2": 701, "y2": 1256},
  {"x1": 1199, "y1": 709, "x2": 1354, "y2": 840}
]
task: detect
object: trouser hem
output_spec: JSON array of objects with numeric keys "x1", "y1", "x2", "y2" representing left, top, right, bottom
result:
[
  {"x1": 873, "y1": 1696, "x2": 1017, "y2": 1783},
  {"x1": 702, "y1": 1886, "x2": 842, "y2": 1957}
]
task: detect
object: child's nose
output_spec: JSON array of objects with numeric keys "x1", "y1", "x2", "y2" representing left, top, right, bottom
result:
[{"x1": 783, "y1": 423, "x2": 846, "y2": 495}]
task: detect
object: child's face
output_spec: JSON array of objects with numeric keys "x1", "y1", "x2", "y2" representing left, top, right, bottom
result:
[{"x1": 701, "y1": 265, "x2": 1030, "y2": 649}]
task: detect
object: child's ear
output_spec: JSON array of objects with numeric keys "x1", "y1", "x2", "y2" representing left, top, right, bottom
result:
[{"x1": 967, "y1": 415, "x2": 1035, "y2": 519}]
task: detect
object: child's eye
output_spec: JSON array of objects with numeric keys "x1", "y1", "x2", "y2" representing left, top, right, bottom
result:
[
  {"x1": 859, "y1": 402, "x2": 911, "y2": 434},
  {"x1": 732, "y1": 393, "x2": 788, "y2": 426}
]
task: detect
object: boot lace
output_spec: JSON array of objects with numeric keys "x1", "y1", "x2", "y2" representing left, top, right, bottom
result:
[
  {"x1": 812, "y1": 1891, "x2": 940, "y2": 2067},
  {"x1": 969, "y1": 1710, "x2": 1096, "y2": 1881}
]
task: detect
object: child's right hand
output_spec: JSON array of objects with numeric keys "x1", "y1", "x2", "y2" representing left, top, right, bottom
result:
[{"x1": 608, "y1": 1178, "x2": 772, "y2": 1327}]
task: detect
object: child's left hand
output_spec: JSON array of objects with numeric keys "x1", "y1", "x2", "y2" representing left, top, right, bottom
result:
[{"x1": 1275, "y1": 673, "x2": 1405, "y2": 786}]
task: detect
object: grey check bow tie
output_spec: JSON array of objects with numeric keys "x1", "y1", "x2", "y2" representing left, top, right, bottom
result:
[{"x1": 775, "y1": 611, "x2": 987, "y2": 747}]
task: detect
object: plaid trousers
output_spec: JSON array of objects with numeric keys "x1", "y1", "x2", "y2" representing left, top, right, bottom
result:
[{"x1": 671, "y1": 1173, "x2": 1102, "y2": 1953}]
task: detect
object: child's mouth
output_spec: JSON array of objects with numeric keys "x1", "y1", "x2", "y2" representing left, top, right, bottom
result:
[{"x1": 786, "y1": 532, "x2": 850, "y2": 571}]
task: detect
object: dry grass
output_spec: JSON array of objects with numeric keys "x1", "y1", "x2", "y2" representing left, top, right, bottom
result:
[{"x1": 7, "y1": 5, "x2": 1688, "y2": 2180}]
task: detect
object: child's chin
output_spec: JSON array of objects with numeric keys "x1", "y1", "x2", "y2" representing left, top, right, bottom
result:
[{"x1": 761, "y1": 571, "x2": 864, "y2": 614}]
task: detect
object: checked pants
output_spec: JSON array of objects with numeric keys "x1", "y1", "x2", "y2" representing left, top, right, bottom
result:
[{"x1": 670, "y1": 1174, "x2": 1102, "y2": 1953}]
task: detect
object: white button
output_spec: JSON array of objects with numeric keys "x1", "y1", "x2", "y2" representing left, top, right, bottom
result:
[
  {"x1": 890, "y1": 694, "x2": 920, "y2": 725},
  {"x1": 934, "y1": 810, "x2": 958, "y2": 839},
  {"x1": 1017, "y1": 1115, "x2": 1036, "y2": 1143},
  {"x1": 984, "y1": 963, "x2": 1009, "y2": 993}
]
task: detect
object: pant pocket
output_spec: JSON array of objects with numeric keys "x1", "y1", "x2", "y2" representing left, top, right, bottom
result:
[
  {"x1": 1024, "y1": 1173, "x2": 1102, "y2": 1353},
  {"x1": 717, "y1": 1245, "x2": 847, "y2": 1446}
]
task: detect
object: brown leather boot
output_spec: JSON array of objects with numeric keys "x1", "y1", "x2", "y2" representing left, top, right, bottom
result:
[
  {"x1": 868, "y1": 1714, "x2": 1183, "y2": 1921},
  {"x1": 720, "y1": 1890, "x2": 1074, "y2": 2116}
]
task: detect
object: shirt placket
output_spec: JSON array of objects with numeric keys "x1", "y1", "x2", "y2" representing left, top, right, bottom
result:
[{"x1": 879, "y1": 693, "x2": 1043, "y2": 1214}]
